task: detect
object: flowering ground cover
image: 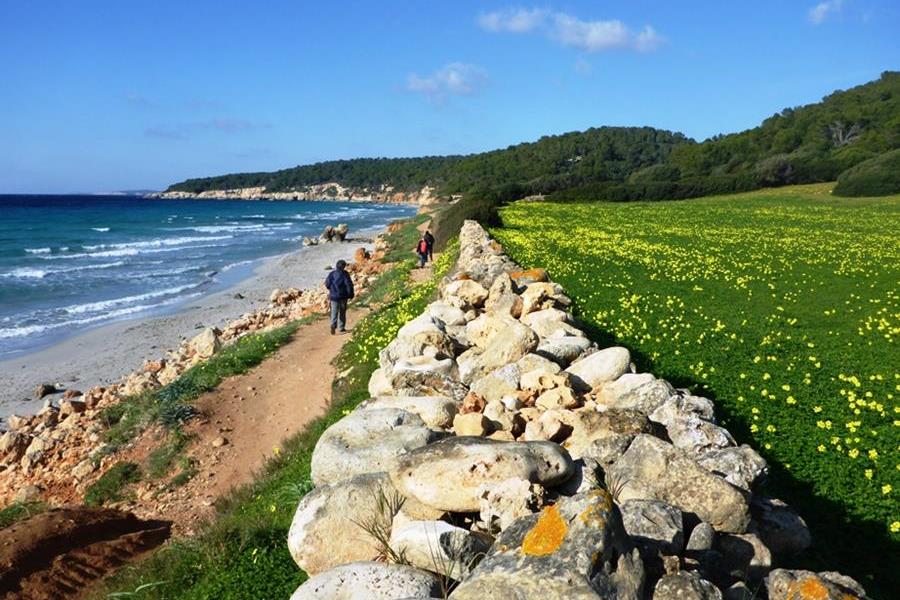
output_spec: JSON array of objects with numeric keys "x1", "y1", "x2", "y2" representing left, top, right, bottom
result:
[{"x1": 492, "y1": 183, "x2": 898, "y2": 592}]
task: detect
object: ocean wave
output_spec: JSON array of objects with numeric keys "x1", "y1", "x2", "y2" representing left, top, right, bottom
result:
[
  {"x1": 25, "y1": 247, "x2": 51, "y2": 254},
  {"x1": 36, "y1": 242, "x2": 231, "y2": 260},
  {"x1": 0, "y1": 292, "x2": 204, "y2": 340},
  {"x1": 83, "y1": 235, "x2": 233, "y2": 251},
  {"x1": 0, "y1": 261, "x2": 126, "y2": 279},
  {"x1": 92, "y1": 227, "x2": 111, "y2": 232},
  {"x1": 61, "y1": 283, "x2": 202, "y2": 315}
]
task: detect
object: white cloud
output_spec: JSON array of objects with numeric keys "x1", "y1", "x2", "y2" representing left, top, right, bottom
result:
[
  {"x1": 478, "y1": 6, "x2": 663, "y2": 53},
  {"x1": 477, "y1": 7, "x2": 549, "y2": 32},
  {"x1": 809, "y1": 0, "x2": 843, "y2": 24},
  {"x1": 407, "y1": 63, "x2": 488, "y2": 102}
]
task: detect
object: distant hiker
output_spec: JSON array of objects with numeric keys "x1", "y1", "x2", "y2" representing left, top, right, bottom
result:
[
  {"x1": 325, "y1": 259, "x2": 354, "y2": 334},
  {"x1": 423, "y1": 229, "x2": 435, "y2": 262},
  {"x1": 415, "y1": 236, "x2": 429, "y2": 268}
]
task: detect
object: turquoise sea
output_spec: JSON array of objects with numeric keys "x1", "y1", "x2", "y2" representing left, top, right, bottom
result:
[{"x1": 0, "y1": 195, "x2": 413, "y2": 357}]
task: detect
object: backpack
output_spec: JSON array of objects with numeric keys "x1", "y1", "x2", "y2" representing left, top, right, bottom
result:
[{"x1": 418, "y1": 239, "x2": 428, "y2": 254}]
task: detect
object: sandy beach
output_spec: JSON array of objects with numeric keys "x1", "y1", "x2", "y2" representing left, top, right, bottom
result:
[{"x1": 0, "y1": 231, "x2": 380, "y2": 423}]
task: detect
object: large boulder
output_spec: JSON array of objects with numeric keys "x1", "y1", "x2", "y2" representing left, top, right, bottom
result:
[
  {"x1": 380, "y1": 315, "x2": 456, "y2": 369},
  {"x1": 749, "y1": 496, "x2": 811, "y2": 558},
  {"x1": 564, "y1": 408, "x2": 652, "y2": 460},
  {"x1": 536, "y1": 335, "x2": 593, "y2": 366},
  {"x1": 189, "y1": 327, "x2": 221, "y2": 359},
  {"x1": 459, "y1": 318, "x2": 539, "y2": 384},
  {"x1": 519, "y1": 282, "x2": 571, "y2": 316},
  {"x1": 607, "y1": 434, "x2": 750, "y2": 533},
  {"x1": 290, "y1": 561, "x2": 441, "y2": 600},
  {"x1": 521, "y1": 308, "x2": 583, "y2": 339},
  {"x1": 451, "y1": 490, "x2": 643, "y2": 599},
  {"x1": 358, "y1": 396, "x2": 458, "y2": 430},
  {"x1": 390, "y1": 520, "x2": 492, "y2": 579},
  {"x1": 289, "y1": 473, "x2": 400, "y2": 574},
  {"x1": 390, "y1": 437, "x2": 574, "y2": 512},
  {"x1": 426, "y1": 301, "x2": 468, "y2": 327},
  {"x1": 596, "y1": 373, "x2": 674, "y2": 414},
  {"x1": 664, "y1": 416, "x2": 736, "y2": 457},
  {"x1": 470, "y1": 364, "x2": 520, "y2": 403},
  {"x1": 390, "y1": 356, "x2": 465, "y2": 398},
  {"x1": 765, "y1": 569, "x2": 866, "y2": 600},
  {"x1": 311, "y1": 408, "x2": 444, "y2": 485},
  {"x1": 565, "y1": 347, "x2": 631, "y2": 391},
  {"x1": 653, "y1": 573, "x2": 722, "y2": 600},
  {"x1": 697, "y1": 445, "x2": 767, "y2": 491},
  {"x1": 620, "y1": 499, "x2": 685, "y2": 557},
  {"x1": 445, "y1": 279, "x2": 490, "y2": 310},
  {"x1": 484, "y1": 272, "x2": 523, "y2": 318}
]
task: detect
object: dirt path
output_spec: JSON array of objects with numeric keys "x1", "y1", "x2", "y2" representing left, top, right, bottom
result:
[{"x1": 134, "y1": 308, "x2": 368, "y2": 535}]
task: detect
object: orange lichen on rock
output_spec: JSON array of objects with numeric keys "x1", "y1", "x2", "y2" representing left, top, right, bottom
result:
[
  {"x1": 510, "y1": 268, "x2": 549, "y2": 284},
  {"x1": 786, "y1": 576, "x2": 830, "y2": 600},
  {"x1": 578, "y1": 489, "x2": 613, "y2": 529},
  {"x1": 521, "y1": 504, "x2": 568, "y2": 556}
]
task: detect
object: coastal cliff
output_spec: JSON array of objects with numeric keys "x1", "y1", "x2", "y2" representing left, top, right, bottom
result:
[{"x1": 149, "y1": 183, "x2": 444, "y2": 207}]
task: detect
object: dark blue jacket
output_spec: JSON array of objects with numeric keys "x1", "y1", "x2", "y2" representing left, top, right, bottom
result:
[{"x1": 325, "y1": 269, "x2": 355, "y2": 301}]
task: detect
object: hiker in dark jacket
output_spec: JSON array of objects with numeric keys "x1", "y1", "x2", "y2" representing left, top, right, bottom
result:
[
  {"x1": 423, "y1": 230, "x2": 435, "y2": 262},
  {"x1": 414, "y1": 236, "x2": 429, "y2": 268},
  {"x1": 324, "y1": 259, "x2": 354, "y2": 334}
]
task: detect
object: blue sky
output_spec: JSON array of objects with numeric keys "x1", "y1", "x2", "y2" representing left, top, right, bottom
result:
[{"x1": 1, "y1": 0, "x2": 897, "y2": 193}]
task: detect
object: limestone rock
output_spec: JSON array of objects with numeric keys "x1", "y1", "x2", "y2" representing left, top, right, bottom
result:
[
  {"x1": 596, "y1": 373, "x2": 675, "y2": 414},
  {"x1": 470, "y1": 364, "x2": 520, "y2": 402},
  {"x1": 290, "y1": 561, "x2": 441, "y2": 600},
  {"x1": 368, "y1": 367, "x2": 393, "y2": 397},
  {"x1": 359, "y1": 395, "x2": 458, "y2": 429},
  {"x1": 697, "y1": 445, "x2": 767, "y2": 491},
  {"x1": 715, "y1": 532, "x2": 772, "y2": 582},
  {"x1": 288, "y1": 473, "x2": 402, "y2": 574},
  {"x1": 426, "y1": 301, "x2": 468, "y2": 327},
  {"x1": 311, "y1": 408, "x2": 443, "y2": 485},
  {"x1": 653, "y1": 572, "x2": 722, "y2": 600},
  {"x1": 686, "y1": 522, "x2": 716, "y2": 552},
  {"x1": 478, "y1": 477, "x2": 545, "y2": 533},
  {"x1": 565, "y1": 408, "x2": 651, "y2": 460},
  {"x1": 522, "y1": 409, "x2": 573, "y2": 443},
  {"x1": 765, "y1": 569, "x2": 866, "y2": 600},
  {"x1": 390, "y1": 436, "x2": 574, "y2": 512},
  {"x1": 536, "y1": 335, "x2": 593, "y2": 366},
  {"x1": 515, "y1": 353, "x2": 561, "y2": 376},
  {"x1": 390, "y1": 520, "x2": 492, "y2": 579},
  {"x1": 445, "y1": 279, "x2": 490, "y2": 309},
  {"x1": 750, "y1": 496, "x2": 811, "y2": 557},
  {"x1": 509, "y1": 267, "x2": 549, "y2": 286},
  {"x1": 453, "y1": 412, "x2": 492, "y2": 436},
  {"x1": 520, "y1": 282, "x2": 571, "y2": 316},
  {"x1": 459, "y1": 318, "x2": 539, "y2": 384},
  {"x1": 34, "y1": 383, "x2": 58, "y2": 399},
  {"x1": 451, "y1": 490, "x2": 638, "y2": 599},
  {"x1": 190, "y1": 327, "x2": 222, "y2": 359},
  {"x1": 664, "y1": 416, "x2": 736, "y2": 457},
  {"x1": 620, "y1": 499, "x2": 685, "y2": 556},
  {"x1": 650, "y1": 394, "x2": 717, "y2": 426},
  {"x1": 484, "y1": 272, "x2": 523, "y2": 318},
  {"x1": 565, "y1": 347, "x2": 631, "y2": 391},
  {"x1": 608, "y1": 435, "x2": 750, "y2": 533},
  {"x1": 390, "y1": 356, "x2": 464, "y2": 398}
]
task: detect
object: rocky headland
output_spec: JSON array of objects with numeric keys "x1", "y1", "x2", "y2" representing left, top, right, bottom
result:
[
  {"x1": 149, "y1": 183, "x2": 446, "y2": 207},
  {"x1": 285, "y1": 221, "x2": 868, "y2": 600}
]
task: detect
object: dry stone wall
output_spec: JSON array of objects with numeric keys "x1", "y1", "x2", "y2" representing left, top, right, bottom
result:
[{"x1": 287, "y1": 221, "x2": 869, "y2": 600}]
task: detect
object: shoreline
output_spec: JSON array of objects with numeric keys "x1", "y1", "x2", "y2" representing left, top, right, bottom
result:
[{"x1": 0, "y1": 228, "x2": 383, "y2": 422}]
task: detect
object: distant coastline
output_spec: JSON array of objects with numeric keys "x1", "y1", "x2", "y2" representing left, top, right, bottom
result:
[{"x1": 148, "y1": 182, "x2": 440, "y2": 207}]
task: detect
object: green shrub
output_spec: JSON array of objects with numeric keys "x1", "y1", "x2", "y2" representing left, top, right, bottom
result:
[
  {"x1": 833, "y1": 149, "x2": 900, "y2": 196},
  {"x1": 84, "y1": 462, "x2": 141, "y2": 507},
  {"x1": 0, "y1": 501, "x2": 45, "y2": 528},
  {"x1": 627, "y1": 163, "x2": 681, "y2": 183}
]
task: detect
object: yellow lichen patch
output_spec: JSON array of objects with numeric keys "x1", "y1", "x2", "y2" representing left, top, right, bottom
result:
[
  {"x1": 786, "y1": 576, "x2": 830, "y2": 600},
  {"x1": 521, "y1": 504, "x2": 568, "y2": 556},
  {"x1": 578, "y1": 489, "x2": 613, "y2": 529}
]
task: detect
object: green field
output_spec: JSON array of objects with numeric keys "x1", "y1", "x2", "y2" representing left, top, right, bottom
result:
[{"x1": 492, "y1": 184, "x2": 899, "y2": 592}]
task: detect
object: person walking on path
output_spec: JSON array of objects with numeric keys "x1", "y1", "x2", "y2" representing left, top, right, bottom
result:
[
  {"x1": 324, "y1": 259, "x2": 354, "y2": 334},
  {"x1": 415, "y1": 236, "x2": 429, "y2": 268},
  {"x1": 423, "y1": 229, "x2": 435, "y2": 262}
]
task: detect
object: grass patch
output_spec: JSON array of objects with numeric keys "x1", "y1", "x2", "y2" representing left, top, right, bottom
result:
[
  {"x1": 94, "y1": 220, "x2": 458, "y2": 599},
  {"x1": 100, "y1": 317, "x2": 313, "y2": 450},
  {"x1": 84, "y1": 461, "x2": 142, "y2": 507},
  {"x1": 492, "y1": 184, "x2": 899, "y2": 595},
  {"x1": 167, "y1": 456, "x2": 199, "y2": 490},
  {"x1": 0, "y1": 501, "x2": 45, "y2": 529},
  {"x1": 147, "y1": 431, "x2": 193, "y2": 480}
]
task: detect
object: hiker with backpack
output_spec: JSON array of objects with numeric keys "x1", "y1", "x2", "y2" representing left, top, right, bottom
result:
[
  {"x1": 324, "y1": 259, "x2": 354, "y2": 334},
  {"x1": 415, "y1": 236, "x2": 429, "y2": 268}
]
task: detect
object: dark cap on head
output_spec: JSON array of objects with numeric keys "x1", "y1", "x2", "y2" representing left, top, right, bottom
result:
[{"x1": 336, "y1": 259, "x2": 347, "y2": 270}]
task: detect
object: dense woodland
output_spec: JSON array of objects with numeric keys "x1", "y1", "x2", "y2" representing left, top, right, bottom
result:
[{"x1": 168, "y1": 71, "x2": 900, "y2": 201}]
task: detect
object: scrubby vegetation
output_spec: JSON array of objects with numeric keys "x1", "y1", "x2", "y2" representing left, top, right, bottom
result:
[
  {"x1": 492, "y1": 184, "x2": 900, "y2": 595},
  {"x1": 168, "y1": 72, "x2": 899, "y2": 207},
  {"x1": 833, "y1": 148, "x2": 900, "y2": 197},
  {"x1": 84, "y1": 461, "x2": 142, "y2": 507},
  {"x1": 94, "y1": 222, "x2": 458, "y2": 599},
  {"x1": 0, "y1": 501, "x2": 45, "y2": 529}
]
